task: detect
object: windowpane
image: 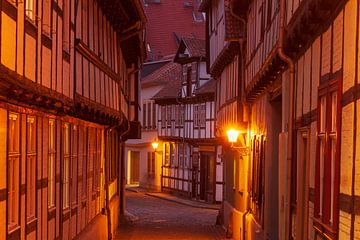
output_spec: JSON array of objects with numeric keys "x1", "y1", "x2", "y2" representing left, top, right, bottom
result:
[
  {"x1": 320, "y1": 96, "x2": 326, "y2": 133},
  {"x1": 48, "y1": 119, "x2": 56, "y2": 207},
  {"x1": 82, "y1": 126, "x2": 88, "y2": 197},
  {"x1": 63, "y1": 123, "x2": 70, "y2": 209},
  {"x1": 72, "y1": 125, "x2": 78, "y2": 205},
  {"x1": 26, "y1": 116, "x2": 36, "y2": 220},
  {"x1": 331, "y1": 92, "x2": 337, "y2": 132},
  {"x1": 26, "y1": 0, "x2": 35, "y2": 20},
  {"x1": 8, "y1": 113, "x2": 20, "y2": 229}
]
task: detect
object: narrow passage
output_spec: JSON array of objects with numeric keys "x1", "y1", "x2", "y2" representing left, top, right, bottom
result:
[{"x1": 116, "y1": 191, "x2": 226, "y2": 240}]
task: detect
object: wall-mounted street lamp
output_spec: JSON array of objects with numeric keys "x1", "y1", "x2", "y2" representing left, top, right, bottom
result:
[
  {"x1": 151, "y1": 141, "x2": 159, "y2": 152},
  {"x1": 226, "y1": 128, "x2": 249, "y2": 156}
]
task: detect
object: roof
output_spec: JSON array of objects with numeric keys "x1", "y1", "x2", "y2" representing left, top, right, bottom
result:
[
  {"x1": 174, "y1": 37, "x2": 206, "y2": 63},
  {"x1": 195, "y1": 79, "x2": 216, "y2": 95},
  {"x1": 182, "y1": 37, "x2": 206, "y2": 58},
  {"x1": 141, "y1": 62, "x2": 182, "y2": 88},
  {"x1": 144, "y1": 0, "x2": 205, "y2": 61},
  {"x1": 141, "y1": 59, "x2": 172, "y2": 78},
  {"x1": 224, "y1": 0, "x2": 245, "y2": 41},
  {"x1": 151, "y1": 65, "x2": 183, "y2": 100}
]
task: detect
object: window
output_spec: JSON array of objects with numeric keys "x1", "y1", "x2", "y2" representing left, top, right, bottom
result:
[
  {"x1": 167, "y1": 106, "x2": 172, "y2": 127},
  {"x1": 48, "y1": 119, "x2": 56, "y2": 208},
  {"x1": 93, "y1": 129, "x2": 101, "y2": 191},
  {"x1": 147, "y1": 152, "x2": 155, "y2": 175},
  {"x1": 147, "y1": 103, "x2": 151, "y2": 130},
  {"x1": 161, "y1": 106, "x2": 166, "y2": 128},
  {"x1": 175, "y1": 105, "x2": 185, "y2": 127},
  {"x1": 63, "y1": 0, "x2": 70, "y2": 51},
  {"x1": 315, "y1": 80, "x2": 340, "y2": 238},
  {"x1": 82, "y1": 126, "x2": 88, "y2": 198},
  {"x1": 164, "y1": 143, "x2": 170, "y2": 165},
  {"x1": 251, "y1": 135, "x2": 265, "y2": 224},
  {"x1": 170, "y1": 143, "x2": 175, "y2": 166},
  {"x1": 152, "y1": 102, "x2": 156, "y2": 129},
  {"x1": 8, "y1": 113, "x2": 20, "y2": 230},
  {"x1": 178, "y1": 144, "x2": 184, "y2": 167},
  {"x1": 42, "y1": 0, "x2": 51, "y2": 35},
  {"x1": 26, "y1": 116, "x2": 36, "y2": 220},
  {"x1": 143, "y1": 103, "x2": 147, "y2": 129},
  {"x1": 63, "y1": 123, "x2": 70, "y2": 209},
  {"x1": 25, "y1": 0, "x2": 36, "y2": 21},
  {"x1": 194, "y1": 104, "x2": 206, "y2": 128},
  {"x1": 71, "y1": 125, "x2": 78, "y2": 205}
]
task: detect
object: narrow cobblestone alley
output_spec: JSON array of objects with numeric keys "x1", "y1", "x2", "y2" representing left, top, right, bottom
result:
[{"x1": 115, "y1": 191, "x2": 226, "y2": 240}]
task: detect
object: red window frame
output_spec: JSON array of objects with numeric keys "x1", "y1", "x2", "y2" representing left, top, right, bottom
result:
[{"x1": 314, "y1": 77, "x2": 341, "y2": 239}]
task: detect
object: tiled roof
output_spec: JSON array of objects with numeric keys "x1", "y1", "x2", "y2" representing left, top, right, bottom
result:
[
  {"x1": 151, "y1": 64, "x2": 183, "y2": 99},
  {"x1": 141, "y1": 62, "x2": 181, "y2": 88},
  {"x1": 182, "y1": 37, "x2": 206, "y2": 58},
  {"x1": 141, "y1": 59, "x2": 172, "y2": 78},
  {"x1": 224, "y1": 0, "x2": 245, "y2": 40},
  {"x1": 144, "y1": 0, "x2": 205, "y2": 61},
  {"x1": 195, "y1": 79, "x2": 216, "y2": 95}
]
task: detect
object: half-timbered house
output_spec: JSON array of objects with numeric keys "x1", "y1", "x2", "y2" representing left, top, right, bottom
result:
[
  {"x1": 153, "y1": 37, "x2": 221, "y2": 203},
  {"x1": 199, "y1": 0, "x2": 247, "y2": 238},
  {"x1": 125, "y1": 59, "x2": 178, "y2": 191},
  {"x1": 212, "y1": 0, "x2": 355, "y2": 239},
  {"x1": 0, "y1": 0, "x2": 146, "y2": 239}
]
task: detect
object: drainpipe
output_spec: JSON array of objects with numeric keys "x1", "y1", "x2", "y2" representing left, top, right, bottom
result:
[
  {"x1": 119, "y1": 119, "x2": 131, "y2": 216},
  {"x1": 277, "y1": 0, "x2": 295, "y2": 239},
  {"x1": 104, "y1": 124, "x2": 120, "y2": 240}
]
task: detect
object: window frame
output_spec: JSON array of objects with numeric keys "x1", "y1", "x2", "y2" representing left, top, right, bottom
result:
[
  {"x1": 26, "y1": 116, "x2": 37, "y2": 222},
  {"x1": 7, "y1": 112, "x2": 20, "y2": 232},
  {"x1": 314, "y1": 77, "x2": 341, "y2": 239},
  {"x1": 48, "y1": 119, "x2": 56, "y2": 208},
  {"x1": 25, "y1": 0, "x2": 36, "y2": 21},
  {"x1": 62, "y1": 123, "x2": 71, "y2": 210},
  {"x1": 250, "y1": 135, "x2": 265, "y2": 226}
]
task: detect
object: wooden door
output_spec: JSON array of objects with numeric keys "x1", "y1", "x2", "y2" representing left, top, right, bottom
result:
[
  {"x1": 200, "y1": 152, "x2": 215, "y2": 202},
  {"x1": 130, "y1": 151, "x2": 140, "y2": 184}
]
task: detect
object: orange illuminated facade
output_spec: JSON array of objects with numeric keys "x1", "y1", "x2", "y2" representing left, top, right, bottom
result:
[{"x1": 0, "y1": 0, "x2": 145, "y2": 239}]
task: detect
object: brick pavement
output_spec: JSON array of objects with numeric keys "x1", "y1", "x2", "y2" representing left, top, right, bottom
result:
[{"x1": 116, "y1": 190, "x2": 227, "y2": 240}]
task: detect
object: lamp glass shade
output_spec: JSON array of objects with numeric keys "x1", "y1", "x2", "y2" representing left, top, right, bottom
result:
[
  {"x1": 152, "y1": 142, "x2": 159, "y2": 151},
  {"x1": 227, "y1": 129, "x2": 240, "y2": 143}
]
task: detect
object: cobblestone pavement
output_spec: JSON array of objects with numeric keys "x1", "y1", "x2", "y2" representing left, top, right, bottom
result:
[{"x1": 115, "y1": 191, "x2": 227, "y2": 240}]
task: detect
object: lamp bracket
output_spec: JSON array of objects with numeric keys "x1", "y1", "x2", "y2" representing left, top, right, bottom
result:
[{"x1": 231, "y1": 144, "x2": 250, "y2": 156}]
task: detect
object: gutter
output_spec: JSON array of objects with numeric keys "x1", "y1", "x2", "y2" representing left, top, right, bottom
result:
[{"x1": 277, "y1": 0, "x2": 295, "y2": 239}]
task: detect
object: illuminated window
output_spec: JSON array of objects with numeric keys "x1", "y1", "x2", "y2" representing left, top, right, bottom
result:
[
  {"x1": 315, "y1": 79, "x2": 340, "y2": 238},
  {"x1": 71, "y1": 125, "x2": 78, "y2": 205},
  {"x1": 8, "y1": 113, "x2": 20, "y2": 231},
  {"x1": 26, "y1": 116, "x2": 36, "y2": 221},
  {"x1": 48, "y1": 119, "x2": 56, "y2": 208},
  {"x1": 63, "y1": 123, "x2": 70, "y2": 209},
  {"x1": 25, "y1": 0, "x2": 36, "y2": 21},
  {"x1": 82, "y1": 126, "x2": 88, "y2": 198}
]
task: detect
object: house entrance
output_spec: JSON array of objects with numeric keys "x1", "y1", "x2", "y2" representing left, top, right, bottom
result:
[
  {"x1": 130, "y1": 151, "x2": 140, "y2": 184},
  {"x1": 199, "y1": 152, "x2": 215, "y2": 202}
]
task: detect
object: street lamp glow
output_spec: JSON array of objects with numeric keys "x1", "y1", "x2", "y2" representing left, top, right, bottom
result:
[
  {"x1": 227, "y1": 129, "x2": 240, "y2": 143},
  {"x1": 152, "y1": 141, "x2": 159, "y2": 151}
]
